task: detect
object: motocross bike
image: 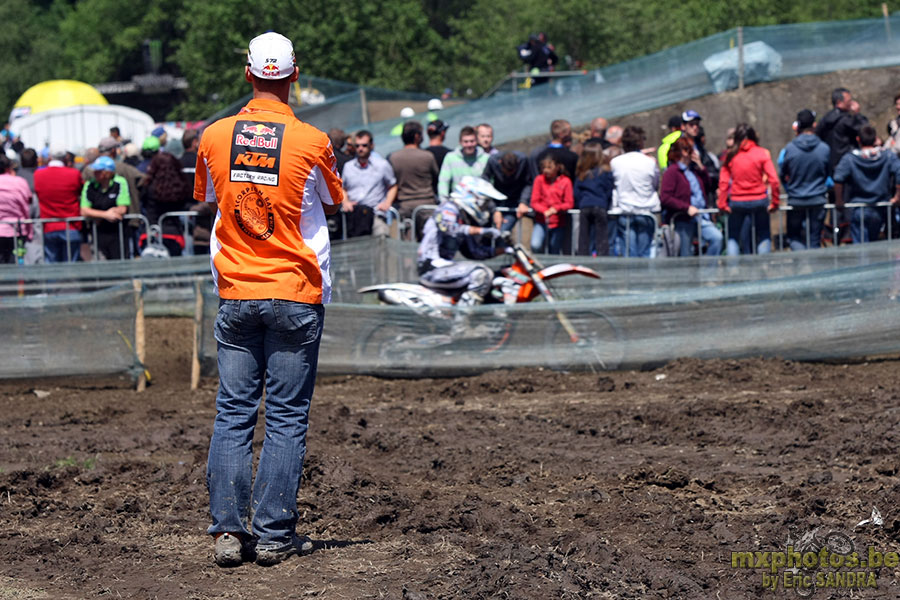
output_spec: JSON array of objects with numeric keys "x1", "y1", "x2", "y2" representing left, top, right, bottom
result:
[{"x1": 355, "y1": 238, "x2": 623, "y2": 376}]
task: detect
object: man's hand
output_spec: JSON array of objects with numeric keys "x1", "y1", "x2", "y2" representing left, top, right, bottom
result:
[
  {"x1": 104, "y1": 208, "x2": 124, "y2": 222},
  {"x1": 690, "y1": 153, "x2": 703, "y2": 168},
  {"x1": 515, "y1": 203, "x2": 530, "y2": 218},
  {"x1": 481, "y1": 227, "x2": 502, "y2": 239},
  {"x1": 341, "y1": 200, "x2": 356, "y2": 213},
  {"x1": 687, "y1": 206, "x2": 699, "y2": 217},
  {"x1": 375, "y1": 200, "x2": 391, "y2": 213}
]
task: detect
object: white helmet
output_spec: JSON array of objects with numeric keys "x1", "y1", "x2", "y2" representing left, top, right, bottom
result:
[
  {"x1": 400, "y1": 106, "x2": 415, "y2": 118},
  {"x1": 450, "y1": 176, "x2": 507, "y2": 226},
  {"x1": 427, "y1": 98, "x2": 444, "y2": 111}
]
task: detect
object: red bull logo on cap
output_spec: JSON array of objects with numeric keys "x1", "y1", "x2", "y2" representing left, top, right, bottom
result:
[{"x1": 261, "y1": 64, "x2": 280, "y2": 77}]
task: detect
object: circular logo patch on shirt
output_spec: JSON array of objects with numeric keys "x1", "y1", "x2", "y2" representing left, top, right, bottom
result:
[{"x1": 235, "y1": 187, "x2": 275, "y2": 240}]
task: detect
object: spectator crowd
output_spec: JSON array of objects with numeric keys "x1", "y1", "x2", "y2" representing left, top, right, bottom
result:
[
  {"x1": 322, "y1": 84, "x2": 900, "y2": 258},
  {"x1": 0, "y1": 124, "x2": 205, "y2": 264},
  {"x1": 1, "y1": 84, "x2": 899, "y2": 264}
]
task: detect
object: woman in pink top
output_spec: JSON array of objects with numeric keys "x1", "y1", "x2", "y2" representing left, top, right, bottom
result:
[
  {"x1": 530, "y1": 156, "x2": 574, "y2": 254},
  {"x1": 717, "y1": 123, "x2": 779, "y2": 255},
  {"x1": 0, "y1": 153, "x2": 32, "y2": 264}
]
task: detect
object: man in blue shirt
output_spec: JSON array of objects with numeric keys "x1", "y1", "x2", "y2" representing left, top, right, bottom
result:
[
  {"x1": 340, "y1": 130, "x2": 397, "y2": 237},
  {"x1": 780, "y1": 109, "x2": 831, "y2": 249}
]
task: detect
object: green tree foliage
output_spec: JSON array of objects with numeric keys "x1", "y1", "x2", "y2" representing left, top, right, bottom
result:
[
  {"x1": 0, "y1": 0, "x2": 893, "y2": 122},
  {"x1": 56, "y1": 0, "x2": 184, "y2": 83},
  {"x1": 173, "y1": 0, "x2": 446, "y2": 118},
  {"x1": 0, "y1": 0, "x2": 65, "y2": 120}
]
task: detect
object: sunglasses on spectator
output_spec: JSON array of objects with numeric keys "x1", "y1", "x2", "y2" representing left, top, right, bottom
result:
[{"x1": 354, "y1": 143, "x2": 370, "y2": 148}]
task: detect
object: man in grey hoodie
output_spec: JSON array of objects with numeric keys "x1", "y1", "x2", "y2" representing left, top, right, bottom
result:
[
  {"x1": 779, "y1": 109, "x2": 831, "y2": 249},
  {"x1": 834, "y1": 124, "x2": 900, "y2": 244}
]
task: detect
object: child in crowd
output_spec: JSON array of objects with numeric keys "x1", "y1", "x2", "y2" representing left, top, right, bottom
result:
[
  {"x1": 530, "y1": 156, "x2": 573, "y2": 254},
  {"x1": 573, "y1": 142, "x2": 613, "y2": 256}
]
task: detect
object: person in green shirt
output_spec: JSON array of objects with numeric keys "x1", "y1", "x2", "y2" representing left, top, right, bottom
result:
[
  {"x1": 658, "y1": 115, "x2": 684, "y2": 170},
  {"x1": 80, "y1": 156, "x2": 131, "y2": 259}
]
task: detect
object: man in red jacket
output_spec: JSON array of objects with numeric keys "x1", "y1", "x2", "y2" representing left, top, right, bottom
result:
[{"x1": 33, "y1": 146, "x2": 83, "y2": 262}]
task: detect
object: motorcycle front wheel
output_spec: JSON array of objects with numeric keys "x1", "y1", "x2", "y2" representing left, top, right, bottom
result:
[{"x1": 543, "y1": 309, "x2": 624, "y2": 372}]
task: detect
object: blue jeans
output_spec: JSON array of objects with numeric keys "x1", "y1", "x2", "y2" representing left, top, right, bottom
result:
[
  {"x1": 607, "y1": 216, "x2": 620, "y2": 256},
  {"x1": 849, "y1": 206, "x2": 883, "y2": 244},
  {"x1": 500, "y1": 212, "x2": 518, "y2": 233},
  {"x1": 43, "y1": 229, "x2": 82, "y2": 263},
  {"x1": 674, "y1": 218, "x2": 723, "y2": 256},
  {"x1": 786, "y1": 205, "x2": 826, "y2": 250},
  {"x1": 615, "y1": 214, "x2": 655, "y2": 257},
  {"x1": 530, "y1": 222, "x2": 566, "y2": 254},
  {"x1": 207, "y1": 299, "x2": 324, "y2": 550},
  {"x1": 726, "y1": 199, "x2": 771, "y2": 255}
]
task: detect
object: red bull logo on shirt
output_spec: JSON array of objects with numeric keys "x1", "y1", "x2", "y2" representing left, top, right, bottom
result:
[
  {"x1": 230, "y1": 120, "x2": 285, "y2": 186},
  {"x1": 234, "y1": 133, "x2": 279, "y2": 149},
  {"x1": 236, "y1": 124, "x2": 279, "y2": 149},
  {"x1": 242, "y1": 124, "x2": 277, "y2": 136}
]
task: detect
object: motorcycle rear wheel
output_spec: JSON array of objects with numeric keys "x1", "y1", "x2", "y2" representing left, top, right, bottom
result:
[{"x1": 353, "y1": 321, "x2": 439, "y2": 376}]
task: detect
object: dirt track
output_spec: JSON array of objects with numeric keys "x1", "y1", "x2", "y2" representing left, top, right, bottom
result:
[{"x1": 1, "y1": 317, "x2": 900, "y2": 599}]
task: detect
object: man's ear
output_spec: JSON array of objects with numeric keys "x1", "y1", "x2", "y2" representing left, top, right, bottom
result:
[{"x1": 245, "y1": 67, "x2": 253, "y2": 83}]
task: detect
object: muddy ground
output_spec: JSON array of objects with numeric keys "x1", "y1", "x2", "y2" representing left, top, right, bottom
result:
[{"x1": 1, "y1": 317, "x2": 900, "y2": 599}]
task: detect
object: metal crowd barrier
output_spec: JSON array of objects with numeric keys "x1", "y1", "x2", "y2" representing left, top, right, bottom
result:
[
  {"x1": 708, "y1": 202, "x2": 893, "y2": 255},
  {"x1": 156, "y1": 210, "x2": 200, "y2": 255},
  {"x1": 10, "y1": 200, "x2": 877, "y2": 264},
  {"x1": 383, "y1": 199, "x2": 896, "y2": 254},
  {"x1": 0, "y1": 214, "x2": 150, "y2": 263},
  {"x1": 331, "y1": 206, "x2": 402, "y2": 241}
]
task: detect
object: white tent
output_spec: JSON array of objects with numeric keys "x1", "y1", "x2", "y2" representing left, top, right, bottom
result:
[{"x1": 13, "y1": 104, "x2": 155, "y2": 154}]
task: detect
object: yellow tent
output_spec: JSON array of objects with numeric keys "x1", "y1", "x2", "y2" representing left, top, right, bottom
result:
[{"x1": 11, "y1": 80, "x2": 107, "y2": 121}]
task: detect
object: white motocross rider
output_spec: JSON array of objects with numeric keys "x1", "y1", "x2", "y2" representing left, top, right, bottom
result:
[{"x1": 417, "y1": 176, "x2": 506, "y2": 305}]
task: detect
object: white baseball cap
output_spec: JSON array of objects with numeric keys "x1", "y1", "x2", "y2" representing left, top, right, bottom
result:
[
  {"x1": 400, "y1": 107, "x2": 415, "y2": 118},
  {"x1": 247, "y1": 32, "x2": 296, "y2": 80},
  {"x1": 427, "y1": 98, "x2": 444, "y2": 111}
]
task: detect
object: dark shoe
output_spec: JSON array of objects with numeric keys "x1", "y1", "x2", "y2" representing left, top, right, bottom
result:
[
  {"x1": 255, "y1": 534, "x2": 313, "y2": 567},
  {"x1": 214, "y1": 532, "x2": 256, "y2": 567}
]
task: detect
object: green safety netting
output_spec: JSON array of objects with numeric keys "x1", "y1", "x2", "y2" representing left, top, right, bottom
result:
[
  {"x1": 0, "y1": 283, "x2": 141, "y2": 379},
  {"x1": 0, "y1": 256, "x2": 209, "y2": 317},
  {"x1": 194, "y1": 237, "x2": 900, "y2": 378},
  {"x1": 4, "y1": 236, "x2": 900, "y2": 379}
]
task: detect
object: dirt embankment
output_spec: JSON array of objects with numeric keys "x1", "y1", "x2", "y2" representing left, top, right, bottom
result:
[
  {"x1": 0, "y1": 318, "x2": 899, "y2": 598},
  {"x1": 502, "y1": 66, "x2": 900, "y2": 157}
]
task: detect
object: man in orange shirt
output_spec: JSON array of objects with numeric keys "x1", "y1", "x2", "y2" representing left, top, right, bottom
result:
[{"x1": 195, "y1": 31, "x2": 342, "y2": 568}]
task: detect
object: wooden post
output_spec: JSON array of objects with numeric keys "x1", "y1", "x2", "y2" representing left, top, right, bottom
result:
[
  {"x1": 737, "y1": 26, "x2": 744, "y2": 91},
  {"x1": 133, "y1": 279, "x2": 146, "y2": 392},
  {"x1": 884, "y1": 4, "x2": 892, "y2": 41},
  {"x1": 360, "y1": 88, "x2": 369, "y2": 126},
  {"x1": 191, "y1": 278, "x2": 203, "y2": 390}
]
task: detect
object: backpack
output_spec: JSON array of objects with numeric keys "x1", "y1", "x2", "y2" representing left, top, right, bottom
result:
[{"x1": 657, "y1": 224, "x2": 680, "y2": 257}]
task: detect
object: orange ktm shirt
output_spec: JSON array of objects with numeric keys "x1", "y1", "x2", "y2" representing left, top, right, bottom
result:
[{"x1": 195, "y1": 98, "x2": 343, "y2": 303}]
